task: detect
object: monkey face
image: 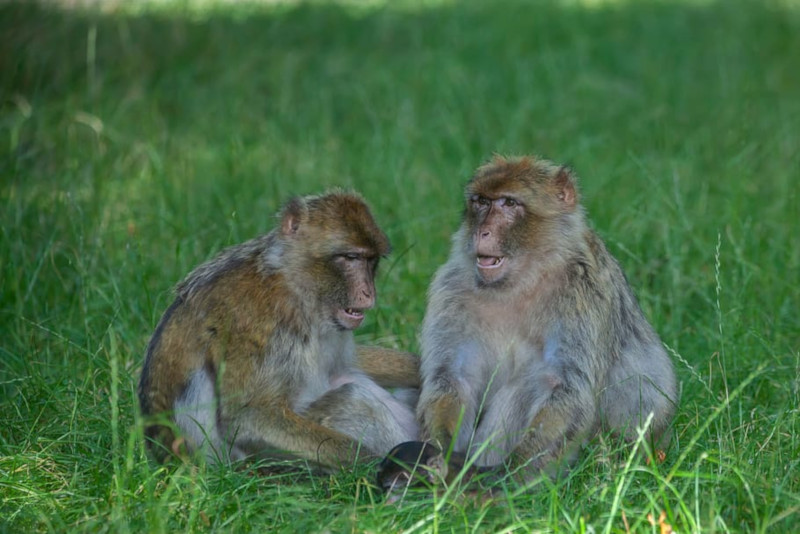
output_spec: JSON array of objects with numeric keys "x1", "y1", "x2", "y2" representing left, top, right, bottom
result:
[
  {"x1": 328, "y1": 251, "x2": 379, "y2": 330},
  {"x1": 279, "y1": 192, "x2": 391, "y2": 330},
  {"x1": 463, "y1": 156, "x2": 579, "y2": 288},
  {"x1": 465, "y1": 193, "x2": 526, "y2": 286}
]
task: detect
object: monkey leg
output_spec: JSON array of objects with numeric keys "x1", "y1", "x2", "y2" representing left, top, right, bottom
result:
[
  {"x1": 172, "y1": 367, "x2": 244, "y2": 463},
  {"x1": 599, "y1": 360, "x2": 677, "y2": 450},
  {"x1": 468, "y1": 390, "x2": 544, "y2": 467},
  {"x1": 304, "y1": 378, "x2": 420, "y2": 456},
  {"x1": 508, "y1": 381, "x2": 597, "y2": 477}
]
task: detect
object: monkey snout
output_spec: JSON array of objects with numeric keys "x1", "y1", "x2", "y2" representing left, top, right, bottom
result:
[
  {"x1": 474, "y1": 230, "x2": 492, "y2": 244},
  {"x1": 354, "y1": 289, "x2": 375, "y2": 309}
]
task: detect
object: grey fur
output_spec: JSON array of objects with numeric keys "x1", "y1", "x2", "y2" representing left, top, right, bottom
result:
[{"x1": 418, "y1": 156, "x2": 678, "y2": 473}]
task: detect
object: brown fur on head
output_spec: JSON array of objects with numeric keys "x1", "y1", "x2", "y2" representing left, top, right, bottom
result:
[
  {"x1": 462, "y1": 155, "x2": 584, "y2": 287},
  {"x1": 279, "y1": 192, "x2": 391, "y2": 256},
  {"x1": 469, "y1": 155, "x2": 579, "y2": 213},
  {"x1": 277, "y1": 191, "x2": 392, "y2": 330}
]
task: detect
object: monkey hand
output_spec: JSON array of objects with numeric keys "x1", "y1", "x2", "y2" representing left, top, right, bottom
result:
[
  {"x1": 377, "y1": 441, "x2": 447, "y2": 502},
  {"x1": 377, "y1": 441, "x2": 503, "y2": 504}
]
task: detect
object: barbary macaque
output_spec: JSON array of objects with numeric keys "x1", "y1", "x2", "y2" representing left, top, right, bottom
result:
[
  {"x1": 138, "y1": 191, "x2": 420, "y2": 469},
  {"x1": 416, "y1": 155, "x2": 678, "y2": 476}
]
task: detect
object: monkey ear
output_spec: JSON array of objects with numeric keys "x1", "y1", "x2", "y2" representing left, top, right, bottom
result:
[
  {"x1": 554, "y1": 166, "x2": 577, "y2": 208},
  {"x1": 279, "y1": 197, "x2": 306, "y2": 236}
]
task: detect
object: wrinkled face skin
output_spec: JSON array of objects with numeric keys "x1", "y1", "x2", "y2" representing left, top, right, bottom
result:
[
  {"x1": 280, "y1": 192, "x2": 391, "y2": 331},
  {"x1": 312, "y1": 195, "x2": 389, "y2": 331},
  {"x1": 327, "y1": 249, "x2": 380, "y2": 330},
  {"x1": 462, "y1": 156, "x2": 577, "y2": 288},
  {"x1": 466, "y1": 192, "x2": 527, "y2": 287}
]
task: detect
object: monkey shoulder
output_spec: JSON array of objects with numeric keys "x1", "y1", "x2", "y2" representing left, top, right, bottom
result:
[
  {"x1": 566, "y1": 232, "x2": 669, "y2": 364},
  {"x1": 176, "y1": 234, "x2": 277, "y2": 300},
  {"x1": 152, "y1": 255, "x2": 319, "y2": 391},
  {"x1": 188, "y1": 253, "x2": 307, "y2": 332},
  {"x1": 555, "y1": 232, "x2": 619, "y2": 310},
  {"x1": 577, "y1": 230, "x2": 639, "y2": 295},
  {"x1": 422, "y1": 270, "x2": 474, "y2": 336}
]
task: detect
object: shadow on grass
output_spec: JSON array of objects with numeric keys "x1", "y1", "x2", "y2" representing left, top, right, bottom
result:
[{"x1": 3, "y1": 0, "x2": 798, "y2": 163}]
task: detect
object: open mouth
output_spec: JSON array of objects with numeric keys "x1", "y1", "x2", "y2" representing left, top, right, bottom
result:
[
  {"x1": 337, "y1": 307, "x2": 366, "y2": 329},
  {"x1": 343, "y1": 308, "x2": 364, "y2": 319},
  {"x1": 476, "y1": 255, "x2": 505, "y2": 269}
]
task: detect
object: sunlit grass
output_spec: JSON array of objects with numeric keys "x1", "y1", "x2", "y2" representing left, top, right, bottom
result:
[
  {"x1": 48, "y1": 0, "x2": 459, "y2": 18},
  {"x1": 49, "y1": 0, "x2": 800, "y2": 20}
]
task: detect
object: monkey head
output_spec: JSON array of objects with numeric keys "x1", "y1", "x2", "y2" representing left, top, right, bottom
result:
[
  {"x1": 463, "y1": 155, "x2": 580, "y2": 287},
  {"x1": 277, "y1": 192, "x2": 391, "y2": 330}
]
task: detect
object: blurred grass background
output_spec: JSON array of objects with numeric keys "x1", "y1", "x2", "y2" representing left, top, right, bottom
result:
[{"x1": 1, "y1": 0, "x2": 798, "y2": 531}]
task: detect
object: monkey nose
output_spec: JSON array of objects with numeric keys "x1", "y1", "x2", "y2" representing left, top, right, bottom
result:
[{"x1": 359, "y1": 289, "x2": 375, "y2": 308}]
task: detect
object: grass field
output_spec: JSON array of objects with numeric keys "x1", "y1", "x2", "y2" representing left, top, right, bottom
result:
[{"x1": 1, "y1": 0, "x2": 798, "y2": 531}]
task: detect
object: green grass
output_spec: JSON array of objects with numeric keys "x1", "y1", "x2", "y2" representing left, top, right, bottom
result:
[{"x1": 1, "y1": 0, "x2": 798, "y2": 531}]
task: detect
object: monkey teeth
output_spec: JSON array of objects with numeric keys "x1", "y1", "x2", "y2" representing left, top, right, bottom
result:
[
  {"x1": 477, "y1": 255, "x2": 505, "y2": 269},
  {"x1": 337, "y1": 308, "x2": 366, "y2": 330}
]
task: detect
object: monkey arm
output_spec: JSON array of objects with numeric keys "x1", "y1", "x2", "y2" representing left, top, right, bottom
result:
[
  {"x1": 215, "y1": 365, "x2": 378, "y2": 467},
  {"x1": 417, "y1": 332, "x2": 485, "y2": 452},
  {"x1": 304, "y1": 379, "x2": 419, "y2": 455},
  {"x1": 417, "y1": 350, "x2": 480, "y2": 451},
  {"x1": 417, "y1": 390, "x2": 471, "y2": 451},
  {"x1": 227, "y1": 400, "x2": 379, "y2": 468},
  {"x1": 418, "y1": 320, "x2": 481, "y2": 452},
  {"x1": 356, "y1": 346, "x2": 420, "y2": 388}
]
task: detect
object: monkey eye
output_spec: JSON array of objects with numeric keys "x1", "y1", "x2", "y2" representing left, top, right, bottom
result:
[
  {"x1": 343, "y1": 253, "x2": 360, "y2": 261},
  {"x1": 470, "y1": 195, "x2": 490, "y2": 207},
  {"x1": 503, "y1": 198, "x2": 518, "y2": 207}
]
